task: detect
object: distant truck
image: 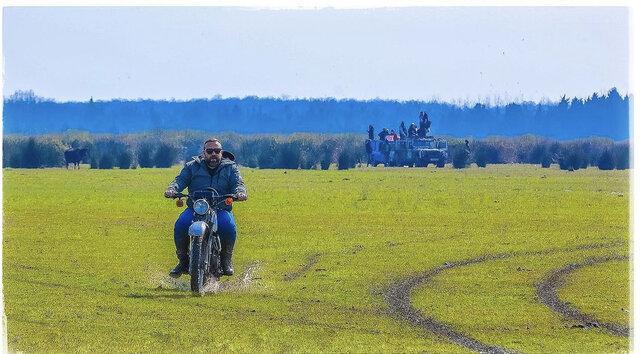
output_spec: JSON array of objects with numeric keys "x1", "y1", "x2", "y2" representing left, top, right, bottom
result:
[{"x1": 365, "y1": 136, "x2": 448, "y2": 167}]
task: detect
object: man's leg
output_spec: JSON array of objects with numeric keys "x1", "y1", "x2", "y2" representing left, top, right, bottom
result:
[
  {"x1": 216, "y1": 210, "x2": 237, "y2": 276},
  {"x1": 170, "y1": 208, "x2": 193, "y2": 277}
]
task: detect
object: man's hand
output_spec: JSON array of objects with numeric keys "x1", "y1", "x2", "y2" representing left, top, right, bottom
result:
[
  {"x1": 164, "y1": 188, "x2": 177, "y2": 198},
  {"x1": 236, "y1": 192, "x2": 248, "y2": 201}
]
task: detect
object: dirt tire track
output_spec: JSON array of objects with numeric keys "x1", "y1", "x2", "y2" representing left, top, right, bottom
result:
[
  {"x1": 383, "y1": 240, "x2": 625, "y2": 353},
  {"x1": 535, "y1": 255, "x2": 629, "y2": 337},
  {"x1": 385, "y1": 254, "x2": 513, "y2": 353},
  {"x1": 284, "y1": 253, "x2": 321, "y2": 281}
]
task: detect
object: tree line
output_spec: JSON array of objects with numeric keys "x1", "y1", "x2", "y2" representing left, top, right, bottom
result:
[
  {"x1": 3, "y1": 88, "x2": 630, "y2": 140},
  {"x1": 2, "y1": 131, "x2": 629, "y2": 171}
]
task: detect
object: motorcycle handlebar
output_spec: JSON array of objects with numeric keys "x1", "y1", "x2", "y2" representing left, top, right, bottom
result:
[{"x1": 172, "y1": 192, "x2": 237, "y2": 201}]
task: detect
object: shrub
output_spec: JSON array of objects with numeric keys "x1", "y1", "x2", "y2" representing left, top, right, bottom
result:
[
  {"x1": 137, "y1": 142, "x2": 155, "y2": 168},
  {"x1": 38, "y1": 137, "x2": 68, "y2": 167},
  {"x1": 471, "y1": 141, "x2": 502, "y2": 166},
  {"x1": 473, "y1": 149, "x2": 488, "y2": 168},
  {"x1": 576, "y1": 137, "x2": 612, "y2": 167},
  {"x1": 319, "y1": 139, "x2": 338, "y2": 170},
  {"x1": 22, "y1": 138, "x2": 42, "y2": 168},
  {"x1": 529, "y1": 143, "x2": 548, "y2": 164},
  {"x1": 5, "y1": 137, "x2": 67, "y2": 168},
  {"x1": 277, "y1": 140, "x2": 302, "y2": 169},
  {"x1": 3, "y1": 137, "x2": 27, "y2": 168},
  {"x1": 88, "y1": 138, "x2": 130, "y2": 169},
  {"x1": 597, "y1": 150, "x2": 615, "y2": 170},
  {"x1": 337, "y1": 148, "x2": 357, "y2": 170},
  {"x1": 298, "y1": 138, "x2": 321, "y2": 169},
  {"x1": 7, "y1": 151, "x2": 22, "y2": 168},
  {"x1": 558, "y1": 145, "x2": 587, "y2": 171},
  {"x1": 452, "y1": 147, "x2": 470, "y2": 169},
  {"x1": 182, "y1": 140, "x2": 202, "y2": 162},
  {"x1": 548, "y1": 141, "x2": 561, "y2": 160},
  {"x1": 154, "y1": 142, "x2": 180, "y2": 168},
  {"x1": 238, "y1": 140, "x2": 259, "y2": 168},
  {"x1": 117, "y1": 150, "x2": 134, "y2": 169},
  {"x1": 528, "y1": 142, "x2": 554, "y2": 168},
  {"x1": 98, "y1": 153, "x2": 115, "y2": 169},
  {"x1": 514, "y1": 135, "x2": 543, "y2": 163},
  {"x1": 336, "y1": 135, "x2": 365, "y2": 170},
  {"x1": 613, "y1": 142, "x2": 629, "y2": 169},
  {"x1": 256, "y1": 137, "x2": 278, "y2": 169}
]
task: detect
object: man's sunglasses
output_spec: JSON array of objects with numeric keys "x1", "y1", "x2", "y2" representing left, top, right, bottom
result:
[{"x1": 205, "y1": 148, "x2": 222, "y2": 155}]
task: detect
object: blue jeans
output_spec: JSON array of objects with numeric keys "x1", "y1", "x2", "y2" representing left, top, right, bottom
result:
[{"x1": 174, "y1": 208, "x2": 237, "y2": 251}]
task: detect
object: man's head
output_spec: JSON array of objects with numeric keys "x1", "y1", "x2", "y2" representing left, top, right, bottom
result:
[{"x1": 202, "y1": 138, "x2": 223, "y2": 168}]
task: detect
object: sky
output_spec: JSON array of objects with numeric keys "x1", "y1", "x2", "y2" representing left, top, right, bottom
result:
[{"x1": 1, "y1": 6, "x2": 631, "y2": 103}]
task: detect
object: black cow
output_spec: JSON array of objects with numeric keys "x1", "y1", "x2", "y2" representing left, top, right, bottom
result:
[{"x1": 64, "y1": 148, "x2": 88, "y2": 169}]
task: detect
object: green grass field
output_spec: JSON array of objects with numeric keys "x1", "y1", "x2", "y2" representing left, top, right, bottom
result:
[{"x1": 3, "y1": 165, "x2": 630, "y2": 352}]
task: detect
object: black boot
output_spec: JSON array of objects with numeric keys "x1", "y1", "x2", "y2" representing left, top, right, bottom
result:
[
  {"x1": 221, "y1": 238, "x2": 235, "y2": 276},
  {"x1": 169, "y1": 249, "x2": 189, "y2": 278}
]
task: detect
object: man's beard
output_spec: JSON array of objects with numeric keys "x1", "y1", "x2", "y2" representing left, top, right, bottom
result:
[{"x1": 206, "y1": 158, "x2": 220, "y2": 168}]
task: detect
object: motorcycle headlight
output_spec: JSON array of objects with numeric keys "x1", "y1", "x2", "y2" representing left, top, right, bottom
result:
[{"x1": 193, "y1": 199, "x2": 210, "y2": 215}]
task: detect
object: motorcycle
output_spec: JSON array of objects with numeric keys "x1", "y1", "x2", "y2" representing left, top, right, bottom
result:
[{"x1": 172, "y1": 187, "x2": 237, "y2": 295}]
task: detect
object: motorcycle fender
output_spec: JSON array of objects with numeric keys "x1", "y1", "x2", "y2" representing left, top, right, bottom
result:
[
  {"x1": 188, "y1": 221, "x2": 208, "y2": 238},
  {"x1": 209, "y1": 212, "x2": 218, "y2": 233}
]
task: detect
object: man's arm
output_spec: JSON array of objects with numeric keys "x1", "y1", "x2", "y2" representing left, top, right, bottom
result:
[
  {"x1": 229, "y1": 164, "x2": 248, "y2": 201},
  {"x1": 165, "y1": 163, "x2": 192, "y2": 197}
]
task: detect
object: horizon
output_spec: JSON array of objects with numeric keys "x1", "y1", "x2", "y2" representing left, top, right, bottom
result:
[{"x1": 4, "y1": 86, "x2": 628, "y2": 108}]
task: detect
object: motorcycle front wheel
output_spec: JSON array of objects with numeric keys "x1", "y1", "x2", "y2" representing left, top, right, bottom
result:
[{"x1": 189, "y1": 237, "x2": 206, "y2": 295}]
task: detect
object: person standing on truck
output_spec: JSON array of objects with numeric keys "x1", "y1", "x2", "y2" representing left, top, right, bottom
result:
[
  {"x1": 368, "y1": 125, "x2": 375, "y2": 140},
  {"x1": 387, "y1": 130, "x2": 399, "y2": 142},
  {"x1": 378, "y1": 128, "x2": 390, "y2": 141},
  {"x1": 408, "y1": 123, "x2": 418, "y2": 138},
  {"x1": 399, "y1": 121, "x2": 407, "y2": 140}
]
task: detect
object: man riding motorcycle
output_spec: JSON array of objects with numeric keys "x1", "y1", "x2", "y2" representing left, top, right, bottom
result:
[{"x1": 164, "y1": 138, "x2": 248, "y2": 278}]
